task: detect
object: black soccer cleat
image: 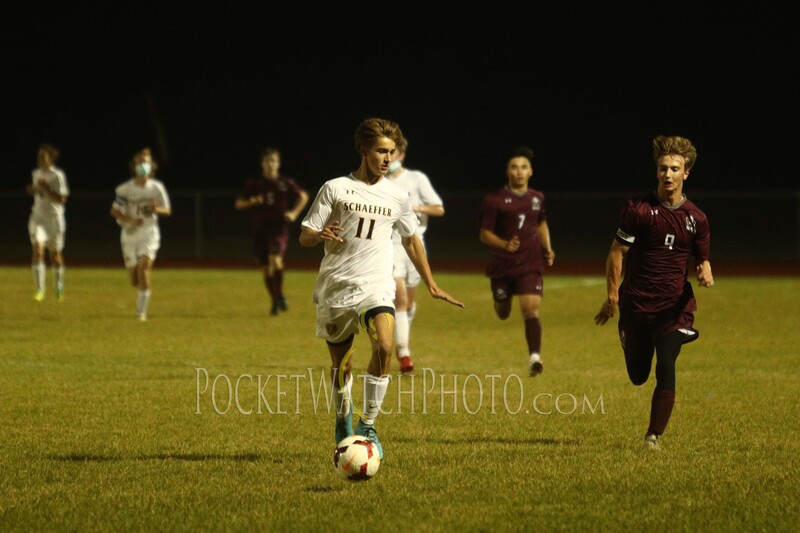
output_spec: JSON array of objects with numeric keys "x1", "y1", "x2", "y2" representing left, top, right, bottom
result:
[
  {"x1": 278, "y1": 295, "x2": 289, "y2": 312},
  {"x1": 678, "y1": 327, "x2": 699, "y2": 344}
]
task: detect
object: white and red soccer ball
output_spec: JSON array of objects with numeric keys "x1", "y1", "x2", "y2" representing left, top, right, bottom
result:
[{"x1": 333, "y1": 435, "x2": 381, "y2": 481}]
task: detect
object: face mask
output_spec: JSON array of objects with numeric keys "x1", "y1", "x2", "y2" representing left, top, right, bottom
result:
[
  {"x1": 388, "y1": 160, "x2": 402, "y2": 173},
  {"x1": 135, "y1": 162, "x2": 152, "y2": 177}
]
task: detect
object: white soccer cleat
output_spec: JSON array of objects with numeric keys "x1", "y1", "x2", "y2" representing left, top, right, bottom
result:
[
  {"x1": 643, "y1": 434, "x2": 661, "y2": 450},
  {"x1": 137, "y1": 313, "x2": 147, "y2": 322},
  {"x1": 528, "y1": 352, "x2": 543, "y2": 377}
]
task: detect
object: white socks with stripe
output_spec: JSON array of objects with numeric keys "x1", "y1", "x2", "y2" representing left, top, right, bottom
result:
[{"x1": 361, "y1": 374, "x2": 390, "y2": 426}]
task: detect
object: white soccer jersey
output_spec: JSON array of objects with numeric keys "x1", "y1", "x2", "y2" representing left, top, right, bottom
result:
[
  {"x1": 302, "y1": 174, "x2": 420, "y2": 308},
  {"x1": 30, "y1": 166, "x2": 69, "y2": 219},
  {"x1": 387, "y1": 168, "x2": 443, "y2": 244},
  {"x1": 112, "y1": 178, "x2": 171, "y2": 241}
]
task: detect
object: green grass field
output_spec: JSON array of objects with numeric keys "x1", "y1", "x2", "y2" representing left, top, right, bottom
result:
[{"x1": 1, "y1": 266, "x2": 798, "y2": 531}]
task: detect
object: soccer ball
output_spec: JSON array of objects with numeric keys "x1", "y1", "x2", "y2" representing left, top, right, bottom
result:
[{"x1": 333, "y1": 435, "x2": 381, "y2": 481}]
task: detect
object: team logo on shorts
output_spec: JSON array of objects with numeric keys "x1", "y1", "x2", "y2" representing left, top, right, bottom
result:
[
  {"x1": 619, "y1": 330, "x2": 626, "y2": 350},
  {"x1": 494, "y1": 288, "x2": 508, "y2": 301},
  {"x1": 326, "y1": 323, "x2": 338, "y2": 336}
]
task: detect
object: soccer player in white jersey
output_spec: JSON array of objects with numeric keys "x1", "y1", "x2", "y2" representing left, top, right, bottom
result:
[
  {"x1": 386, "y1": 137, "x2": 444, "y2": 374},
  {"x1": 26, "y1": 143, "x2": 69, "y2": 301},
  {"x1": 300, "y1": 117, "x2": 463, "y2": 459},
  {"x1": 110, "y1": 147, "x2": 172, "y2": 321}
]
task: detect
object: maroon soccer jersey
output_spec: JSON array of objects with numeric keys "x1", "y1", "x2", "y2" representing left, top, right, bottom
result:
[
  {"x1": 480, "y1": 186, "x2": 547, "y2": 277},
  {"x1": 239, "y1": 175, "x2": 303, "y2": 232},
  {"x1": 616, "y1": 192, "x2": 711, "y2": 313}
]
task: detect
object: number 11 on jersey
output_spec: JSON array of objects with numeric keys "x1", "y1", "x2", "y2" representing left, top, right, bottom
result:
[{"x1": 355, "y1": 217, "x2": 376, "y2": 239}]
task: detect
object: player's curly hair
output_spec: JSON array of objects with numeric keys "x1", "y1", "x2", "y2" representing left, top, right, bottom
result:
[
  {"x1": 652, "y1": 135, "x2": 697, "y2": 169},
  {"x1": 354, "y1": 117, "x2": 404, "y2": 154}
]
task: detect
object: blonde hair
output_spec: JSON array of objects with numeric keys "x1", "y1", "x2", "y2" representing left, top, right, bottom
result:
[{"x1": 652, "y1": 135, "x2": 697, "y2": 169}]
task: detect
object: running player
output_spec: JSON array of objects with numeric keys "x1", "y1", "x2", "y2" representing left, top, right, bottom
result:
[
  {"x1": 300, "y1": 117, "x2": 463, "y2": 459},
  {"x1": 27, "y1": 143, "x2": 69, "y2": 301},
  {"x1": 480, "y1": 146, "x2": 555, "y2": 377},
  {"x1": 110, "y1": 147, "x2": 172, "y2": 321},
  {"x1": 386, "y1": 137, "x2": 445, "y2": 374},
  {"x1": 595, "y1": 135, "x2": 714, "y2": 450},
  {"x1": 235, "y1": 148, "x2": 308, "y2": 315}
]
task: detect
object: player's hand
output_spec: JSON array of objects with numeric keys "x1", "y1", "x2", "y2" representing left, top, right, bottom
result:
[
  {"x1": 319, "y1": 221, "x2": 344, "y2": 243},
  {"x1": 543, "y1": 248, "x2": 555, "y2": 266},
  {"x1": 428, "y1": 284, "x2": 465, "y2": 308},
  {"x1": 250, "y1": 195, "x2": 265, "y2": 205},
  {"x1": 696, "y1": 261, "x2": 714, "y2": 288},
  {"x1": 505, "y1": 235, "x2": 521, "y2": 253},
  {"x1": 594, "y1": 299, "x2": 616, "y2": 325}
]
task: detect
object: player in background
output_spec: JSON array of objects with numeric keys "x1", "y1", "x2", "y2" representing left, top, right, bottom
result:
[
  {"x1": 480, "y1": 146, "x2": 555, "y2": 377},
  {"x1": 235, "y1": 148, "x2": 309, "y2": 315},
  {"x1": 300, "y1": 117, "x2": 463, "y2": 460},
  {"x1": 595, "y1": 135, "x2": 714, "y2": 451},
  {"x1": 386, "y1": 136, "x2": 445, "y2": 374},
  {"x1": 110, "y1": 147, "x2": 172, "y2": 321},
  {"x1": 26, "y1": 143, "x2": 69, "y2": 301}
]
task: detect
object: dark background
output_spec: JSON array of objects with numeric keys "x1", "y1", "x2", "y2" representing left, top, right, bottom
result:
[{"x1": 2, "y1": 5, "x2": 794, "y2": 195}]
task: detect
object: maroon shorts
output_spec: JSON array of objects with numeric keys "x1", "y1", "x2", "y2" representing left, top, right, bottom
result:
[
  {"x1": 252, "y1": 229, "x2": 288, "y2": 265},
  {"x1": 618, "y1": 306, "x2": 695, "y2": 361},
  {"x1": 490, "y1": 272, "x2": 543, "y2": 302}
]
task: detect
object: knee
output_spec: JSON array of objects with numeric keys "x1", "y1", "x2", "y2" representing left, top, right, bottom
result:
[
  {"x1": 378, "y1": 339, "x2": 394, "y2": 359},
  {"x1": 496, "y1": 311, "x2": 510, "y2": 321},
  {"x1": 629, "y1": 375, "x2": 648, "y2": 386},
  {"x1": 521, "y1": 309, "x2": 539, "y2": 320},
  {"x1": 494, "y1": 302, "x2": 511, "y2": 320}
]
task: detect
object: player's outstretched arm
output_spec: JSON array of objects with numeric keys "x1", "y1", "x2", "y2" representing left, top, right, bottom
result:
[
  {"x1": 595, "y1": 240, "x2": 627, "y2": 325},
  {"x1": 402, "y1": 234, "x2": 464, "y2": 308}
]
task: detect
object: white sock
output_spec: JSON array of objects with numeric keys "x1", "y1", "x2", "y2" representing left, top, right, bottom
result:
[
  {"x1": 395, "y1": 311, "x2": 410, "y2": 358},
  {"x1": 33, "y1": 262, "x2": 45, "y2": 293},
  {"x1": 137, "y1": 289, "x2": 151, "y2": 316},
  {"x1": 331, "y1": 373, "x2": 353, "y2": 418},
  {"x1": 361, "y1": 374, "x2": 390, "y2": 426},
  {"x1": 54, "y1": 266, "x2": 65, "y2": 292},
  {"x1": 407, "y1": 304, "x2": 417, "y2": 326}
]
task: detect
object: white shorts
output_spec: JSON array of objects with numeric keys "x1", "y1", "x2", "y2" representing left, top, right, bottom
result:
[
  {"x1": 316, "y1": 291, "x2": 395, "y2": 344},
  {"x1": 121, "y1": 237, "x2": 160, "y2": 268},
  {"x1": 28, "y1": 214, "x2": 65, "y2": 252},
  {"x1": 392, "y1": 243, "x2": 421, "y2": 287}
]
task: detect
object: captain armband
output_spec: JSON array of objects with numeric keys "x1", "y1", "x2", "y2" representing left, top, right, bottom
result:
[{"x1": 616, "y1": 228, "x2": 635, "y2": 244}]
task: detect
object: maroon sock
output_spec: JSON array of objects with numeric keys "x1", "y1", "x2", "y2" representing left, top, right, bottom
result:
[
  {"x1": 647, "y1": 389, "x2": 676, "y2": 435},
  {"x1": 524, "y1": 317, "x2": 541, "y2": 354},
  {"x1": 274, "y1": 269, "x2": 284, "y2": 296},
  {"x1": 263, "y1": 275, "x2": 277, "y2": 300}
]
